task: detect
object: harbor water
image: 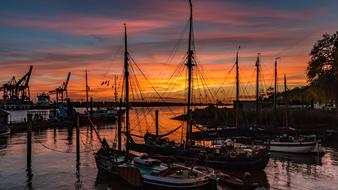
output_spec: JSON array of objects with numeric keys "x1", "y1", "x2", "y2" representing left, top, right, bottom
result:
[{"x1": 1, "y1": 107, "x2": 337, "y2": 190}]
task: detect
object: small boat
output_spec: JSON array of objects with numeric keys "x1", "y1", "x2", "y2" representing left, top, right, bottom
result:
[
  {"x1": 96, "y1": 148, "x2": 217, "y2": 189},
  {"x1": 266, "y1": 134, "x2": 325, "y2": 154},
  {"x1": 119, "y1": 155, "x2": 217, "y2": 189},
  {"x1": 79, "y1": 108, "x2": 117, "y2": 123},
  {"x1": 265, "y1": 75, "x2": 325, "y2": 155}
]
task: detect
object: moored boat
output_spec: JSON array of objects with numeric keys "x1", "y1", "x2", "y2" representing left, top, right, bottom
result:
[
  {"x1": 266, "y1": 134, "x2": 325, "y2": 154},
  {"x1": 119, "y1": 155, "x2": 217, "y2": 189},
  {"x1": 129, "y1": 136, "x2": 269, "y2": 170},
  {"x1": 95, "y1": 148, "x2": 217, "y2": 189},
  {"x1": 79, "y1": 108, "x2": 117, "y2": 123},
  {"x1": 265, "y1": 68, "x2": 325, "y2": 154}
]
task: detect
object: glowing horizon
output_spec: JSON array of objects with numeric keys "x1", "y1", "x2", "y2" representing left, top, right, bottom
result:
[{"x1": 1, "y1": 0, "x2": 337, "y2": 102}]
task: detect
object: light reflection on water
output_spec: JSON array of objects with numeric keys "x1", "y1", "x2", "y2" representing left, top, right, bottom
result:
[{"x1": 0, "y1": 107, "x2": 337, "y2": 190}]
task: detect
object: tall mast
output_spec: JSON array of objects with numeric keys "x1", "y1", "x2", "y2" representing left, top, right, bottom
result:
[
  {"x1": 284, "y1": 74, "x2": 288, "y2": 128},
  {"x1": 274, "y1": 57, "x2": 280, "y2": 127},
  {"x1": 235, "y1": 46, "x2": 240, "y2": 128},
  {"x1": 255, "y1": 53, "x2": 260, "y2": 125},
  {"x1": 114, "y1": 75, "x2": 118, "y2": 103},
  {"x1": 124, "y1": 24, "x2": 130, "y2": 154},
  {"x1": 185, "y1": 0, "x2": 195, "y2": 147},
  {"x1": 85, "y1": 69, "x2": 89, "y2": 112}
]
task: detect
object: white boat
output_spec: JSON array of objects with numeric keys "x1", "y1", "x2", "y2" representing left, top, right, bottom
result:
[
  {"x1": 266, "y1": 135, "x2": 325, "y2": 154},
  {"x1": 266, "y1": 72, "x2": 326, "y2": 154}
]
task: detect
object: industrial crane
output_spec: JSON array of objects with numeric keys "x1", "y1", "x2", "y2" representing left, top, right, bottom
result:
[
  {"x1": 0, "y1": 66, "x2": 33, "y2": 103},
  {"x1": 49, "y1": 72, "x2": 71, "y2": 103}
]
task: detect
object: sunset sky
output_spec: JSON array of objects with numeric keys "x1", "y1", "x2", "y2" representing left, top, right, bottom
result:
[{"x1": 1, "y1": 0, "x2": 337, "y2": 102}]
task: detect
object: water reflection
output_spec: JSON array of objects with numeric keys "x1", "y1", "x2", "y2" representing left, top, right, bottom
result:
[
  {"x1": 75, "y1": 159, "x2": 82, "y2": 189},
  {"x1": 270, "y1": 152, "x2": 323, "y2": 165},
  {"x1": 1, "y1": 107, "x2": 338, "y2": 190},
  {"x1": 67, "y1": 126, "x2": 73, "y2": 145},
  {"x1": 26, "y1": 161, "x2": 33, "y2": 190},
  {"x1": 267, "y1": 150, "x2": 338, "y2": 190},
  {"x1": 95, "y1": 171, "x2": 135, "y2": 190},
  {"x1": 218, "y1": 170, "x2": 269, "y2": 189},
  {"x1": 26, "y1": 130, "x2": 33, "y2": 190},
  {"x1": 0, "y1": 135, "x2": 9, "y2": 156}
]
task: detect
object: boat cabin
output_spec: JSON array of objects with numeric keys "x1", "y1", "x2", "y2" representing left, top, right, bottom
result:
[{"x1": 134, "y1": 156, "x2": 161, "y2": 167}]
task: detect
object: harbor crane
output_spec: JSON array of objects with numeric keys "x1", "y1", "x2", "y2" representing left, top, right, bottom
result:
[
  {"x1": 0, "y1": 66, "x2": 33, "y2": 103},
  {"x1": 49, "y1": 72, "x2": 71, "y2": 103}
]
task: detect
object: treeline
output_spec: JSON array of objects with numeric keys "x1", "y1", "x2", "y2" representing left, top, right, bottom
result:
[{"x1": 174, "y1": 105, "x2": 338, "y2": 129}]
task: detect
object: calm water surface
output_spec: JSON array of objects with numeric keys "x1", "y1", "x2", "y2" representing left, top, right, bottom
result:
[{"x1": 1, "y1": 107, "x2": 337, "y2": 190}]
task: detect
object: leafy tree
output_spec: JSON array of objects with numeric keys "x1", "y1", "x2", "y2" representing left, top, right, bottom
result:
[{"x1": 307, "y1": 31, "x2": 338, "y2": 109}]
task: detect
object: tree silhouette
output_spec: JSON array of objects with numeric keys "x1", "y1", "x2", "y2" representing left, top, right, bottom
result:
[{"x1": 307, "y1": 31, "x2": 338, "y2": 110}]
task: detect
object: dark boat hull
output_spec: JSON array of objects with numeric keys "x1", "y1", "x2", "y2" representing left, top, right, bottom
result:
[
  {"x1": 95, "y1": 150, "x2": 217, "y2": 190},
  {"x1": 143, "y1": 178, "x2": 217, "y2": 190},
  {"x1": 128, "y1": 143, "x2": 269, "y2": 170}
]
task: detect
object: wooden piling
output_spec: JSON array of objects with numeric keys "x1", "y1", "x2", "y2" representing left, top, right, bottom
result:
[
  {"x1": 27, "y1": 113, "x2": 32, "y2": 169},
  {"x1": 117, "y1": 112, "x2": 122, "y2": 151},
  {"x1": 53, "y1": 126, "x2": 57, "y2": 144},
  {"x1": 155, "y1": 110, "x2": 159, "y2": 141},
  {"x1": 75, "y1": 115, "x2": 81, "y2": 188},
  {"x1": 76, "y1": 115, "x2": 80, "y2": 162},
  {"x1": 53, "y1": 101, "x2": 56, "y2": 118},
  {"x1": 90, "y1": 97, "x2": 93, "y2": 118}
]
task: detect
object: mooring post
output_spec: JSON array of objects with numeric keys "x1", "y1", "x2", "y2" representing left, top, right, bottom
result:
[
  {"x1": 117, "y1": 112, "x2": 122, "y2": 151},
  {"x1": 90, "y1": 97, "x2": 93, "y2": 118},
  {"x1": 27, "y1": 113, "x2": 32, "y2": 169},
  {"x1": 53, "y1": 126, "x2": 57, "y2": 144},
  {"x1": 76, "y1": 114, "x2": 80, "y2": 162},
  {"x1": 119, "y1": 98, "x2": 122, "y2": 110},
  {"x1": 67, "y1": 99, "x2": 73, "y2": 121},
  {"x1": 53, "y1": 100, "x2": 57, "y2": 118},
  {"x1": 155, "y1": 110, "x2": 159, "y2": 142}
]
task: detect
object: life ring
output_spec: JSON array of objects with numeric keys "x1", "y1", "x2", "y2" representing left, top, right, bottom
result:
[{"x1": 230, "y1": 151, "x2": 237, "y2": 159}]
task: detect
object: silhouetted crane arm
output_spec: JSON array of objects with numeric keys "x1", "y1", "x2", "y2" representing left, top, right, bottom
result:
[
  {"x1": 15, "y1": 66, "x2": 33, "y2": 88},
  {"x1": 63, "y1": 72, "x2": 71, "y2": 91}
]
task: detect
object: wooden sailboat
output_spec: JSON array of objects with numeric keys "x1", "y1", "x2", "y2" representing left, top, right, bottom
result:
[
  {"x1": 94, "y1": 23, "x2": 217, "y2": 189},
  {"x1": 267, "y1": 72, "x2": 325, "y2": 154},
  {"x1": 128, "y1": 0, "x2": 270, "y2": 171}
]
